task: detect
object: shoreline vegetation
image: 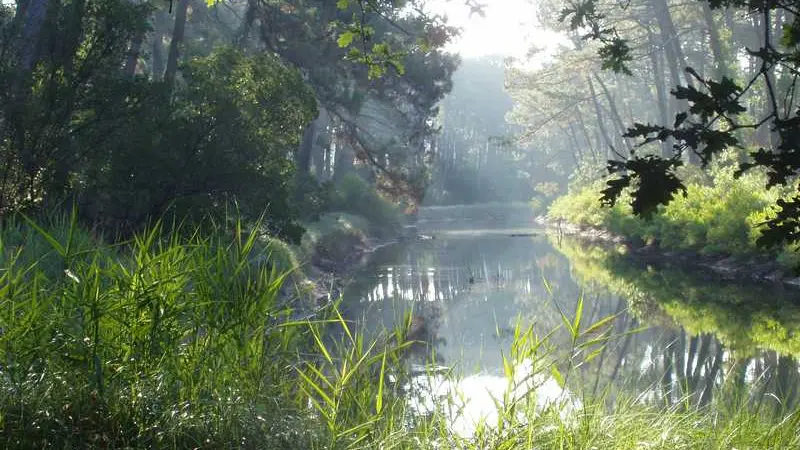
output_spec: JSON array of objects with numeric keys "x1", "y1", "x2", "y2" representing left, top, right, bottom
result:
[
  {"x1": 3, "y1": 214, "x2": 800, "y2": 448},
  {"x1": 544, "y1": 151, "x2": 800, "y2": 289},
  {"x1": 534, "y1": 214, "x2": 800, "y2": 289}
]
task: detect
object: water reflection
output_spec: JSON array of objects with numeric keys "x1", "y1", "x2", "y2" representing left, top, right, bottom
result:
[
  {"x1": 342, "y1": 205, "x2": 800, "y2": 431},
  {"x1": 408, "y1": 359, "x2": 576, "y2": 437}
]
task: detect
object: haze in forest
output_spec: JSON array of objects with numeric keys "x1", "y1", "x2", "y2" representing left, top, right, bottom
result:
[{"x1": 4, "y1": 0, "x2": 800, "y2": 448}]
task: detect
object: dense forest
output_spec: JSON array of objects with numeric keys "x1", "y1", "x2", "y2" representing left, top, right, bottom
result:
[
  {"x1": 514, "y1": 0, "x2": 800, "y2": 263},
  {"x1": 4, "y1": 0, "x2": 800, "y2": 448},
  {"x1": 0, "y1": 0, "x2": 461, "y2": 240}
]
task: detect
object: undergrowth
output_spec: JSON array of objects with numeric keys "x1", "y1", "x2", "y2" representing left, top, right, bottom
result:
[{"x1": 549, "y1": 149, "x2": 800, "y2": 266}]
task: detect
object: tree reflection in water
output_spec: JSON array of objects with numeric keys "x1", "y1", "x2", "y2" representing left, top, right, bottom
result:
[{"x1": 340, "y1": 204, "x2": 800, "y2": 429}]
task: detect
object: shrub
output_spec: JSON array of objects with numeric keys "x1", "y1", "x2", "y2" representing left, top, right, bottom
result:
[
  {"x1": 549, "y1": 149, "x2": 800, "y2": 260},
  {"x1": 327, "y1": 173, "x2": 403, "y2": 236}
]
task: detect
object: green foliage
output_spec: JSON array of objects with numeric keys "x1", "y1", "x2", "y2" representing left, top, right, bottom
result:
[
  {"x1": 550, "y1": 151, "x2": 797, "y2": 258},
  {"x1": 4, "y1": 217, "x2": 800, "y2": 448},
  {"x1": 328, "y1": 173, "x2": 404, "y2": 236},
  {"x1": 0, "y1": 216, "x2": 319, "y2": 448},
  {"x1": 298, "y1": 212, "x2": 371, "y2": 270},
  {"x1": 0, "y1": 0, "x2": 453, "y2": 244},
  {"x1": 0, "y1": 0, "x2": 151, "y2": 214},
  {"x1": 559, "y1": 0, "x2": 800, "y2": 247},
  {"x1": 76, "y1": 47, "x2": 316, "y2": 242},
  {"x1": 549, "y1": 181, "x2": 611, "y2": 229}
]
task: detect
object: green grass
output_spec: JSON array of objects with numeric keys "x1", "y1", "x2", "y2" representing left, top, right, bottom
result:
[{"x1": 2, "y1": 215, "x2": 800, "y2": 449}]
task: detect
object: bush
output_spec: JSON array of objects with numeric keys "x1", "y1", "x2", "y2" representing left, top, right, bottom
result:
[
  {"x1": 327, "y1": 174, "x2": 403, "y2": 236},
  {"x1": 299, "y1": 212, "x2": 370, "y2": 267},
  {"x1": 548, "y1": 149, "x2": 800, "y2": 261}
]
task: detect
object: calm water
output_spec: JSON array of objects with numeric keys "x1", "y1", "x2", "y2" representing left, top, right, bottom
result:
[{"x1": 341, "y1": 204, "x2": 800, "y2": 433}]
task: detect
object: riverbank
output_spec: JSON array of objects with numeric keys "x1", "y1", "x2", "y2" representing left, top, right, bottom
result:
[
  {"x1": 534, "y1": 214, "x2": 800, "y2": 289},
  {"x1": 289, "y1": 211, "x2": 415, "y2": 308}
]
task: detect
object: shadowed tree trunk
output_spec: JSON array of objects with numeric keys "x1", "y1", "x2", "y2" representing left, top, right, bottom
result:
[
  {"x1": 648, "y1": 32, "x2": 672, "y2": 157},
  {"x1": 18, "y1": 0, "x2": 50, "y2": 72},
  {"x1": 125, "y1": 32, "x2": 145, "y2": 77},
  {"x1": 650, "y1": 0, "x2": 699, "y2": 163},
  {"x1": 164, "y1": 0, "x2": 190, "y2": 92},
  {"x1": 593, "y1": 73, "x2": 632, "y2": 157},
  {"x1": 151, "y1": 10, "x2": 170, "y2": 80},
  {"x1": 587, "y1": 76, "x2": 615, "y2": 157},
  {"x1": 702, "y1": 3, "x2": 727, "y2": 78},
  {"x1": 297, "y1": 118, "x2": 317, "y2": 175},
  {"x1": 333, "y1": 128, "x2": 355, "y2": 182}
]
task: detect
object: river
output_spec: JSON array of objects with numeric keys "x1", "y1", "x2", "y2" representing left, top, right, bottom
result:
[{"x1": 340, "y1": 204, "x2": 800, "y2": 434}]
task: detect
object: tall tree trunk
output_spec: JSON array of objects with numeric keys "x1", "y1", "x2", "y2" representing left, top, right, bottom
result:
[
  {"x1": 576, "y1": 108, "x2": 599, "y2": 164},
  {"x1": 333, "y1": 127, "x2": 355, "y2": 182},
  {"x1": 164, "y1": 0, "x2": 190, "y2": 92},
  {"x1": 651, "y1": 0, "x2": 699, "y2": 163},
  {"x1": 648, "y1": 35, "x2": 672, "y2": 157},
  {"x1": 125, "y1": 32, "x2": 145, "y2": 78},
  {"x1": 152, "y1": 29, "x2": 165, "y2": 81},
  {"x1": 237, "y1": 0, "x2": 257, "y2": 48},
  {"x1": 593, "y1": 73, "x2": 632, "y2": 157},
  {"x1": 10, "y1": 0, "x2": 52, "y2": 195},
  {"x1": 652, "y1": 0, "x2": 694, "y2": 87},
  {"x1": 297, "y1": 117, "x2": 317, "y2": 175},
  {"x1": 565, "y1": 124, "x2": 582, "y2": 166},
  {"x1": 18, "y1": 0, "x2": 50, "y2": 72},
  {"x1": 702, "y1": 3, "x2": 727, "y2": 78},
  {"x1": 587, "y1": 76, "x2": 615, "y2": 157}
]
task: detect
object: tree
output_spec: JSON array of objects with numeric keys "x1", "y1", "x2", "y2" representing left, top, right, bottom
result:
[
  {"x1": 0, "y1": 0, "x2": 461, "y2": 238},
  {"x1": 560, "y1": 0, "x2": 800, "y2": 247}
]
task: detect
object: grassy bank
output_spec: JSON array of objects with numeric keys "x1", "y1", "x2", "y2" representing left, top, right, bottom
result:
[
  {"x1": 2, "y1": 216, "x2": 800, "y2": 449},
  {"x1": 548, "y1": 150, "x2": 800, "y2": 268},
  {"x1": 0, "y1": 214, "x2": 417, "y2": 448}
]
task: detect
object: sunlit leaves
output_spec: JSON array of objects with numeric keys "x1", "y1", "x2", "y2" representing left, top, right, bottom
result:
[{"x1": 337, "y1": 30, "x2": 355, "y2": 48}]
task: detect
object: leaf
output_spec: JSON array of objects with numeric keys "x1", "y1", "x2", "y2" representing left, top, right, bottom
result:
[
  {"x1": 600, "y1": 177, "x2": 629, "y2": 208},
  {"x1": 582, "y1": 314, "x2": 617, "y2": 336},
  {"x1": 572, "y1": 292, "x2": 584, "y2": 336},
  {"x1": 597, "y1": 37, "x2": 633, "y2": 75},
  {"x1": 583, "y1": 346, "x2": 605, "y2": 364},
  {"x1": 337, "y1": 31, "x2": 355, "y2": 48},
  {"x1": 21, "y1": 214, "x2": 65, "y2": 257},
  {"x1": 336, "y1": 0, "x2": 349, "y2": 9},
  {"x1": 550, "y1": 366, "x2": 565, "y2": 388},
  {"x1": 376, "y1": 351, "x2": 386, "y2": 414},
  {"x1": 674, "y1": 112, "x2": 688, "y2": 128}
]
